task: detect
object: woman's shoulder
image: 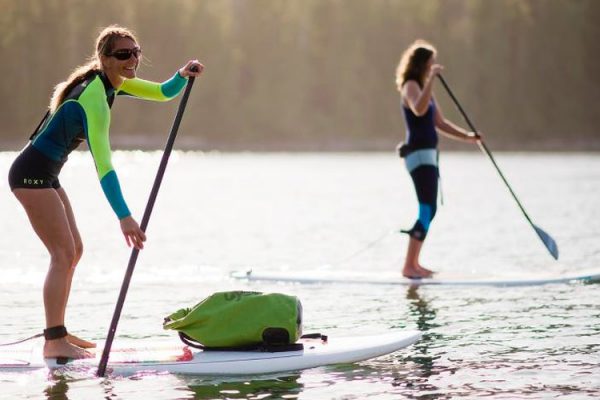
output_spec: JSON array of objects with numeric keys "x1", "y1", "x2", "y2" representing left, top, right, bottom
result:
[
  {"x1": 74, "y1": 77, "x2": 111, "y2": 117},
  {"x1": 401, "y1": 79, "x2": 422, "y2": 96},
  {"x1": 81, "y1": 73, "x2": 111, "y2": 97},
  {"x1": 402, "y1": 79, "x2": 421, "y2": 89},
  {"x1": 401, "y1": 80, "x2": 421, "y2": 104}
]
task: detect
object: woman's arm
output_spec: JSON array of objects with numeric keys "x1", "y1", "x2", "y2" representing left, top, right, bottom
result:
[
  {"x1": 118, "y1": 73, "x2": 187, "y2": 102},
  {"x1": 401, "y1": 64, "x2": 443, "y2": 116},
  {"x1": 82, "y1": 98, "x2": 131, "y2": 219},
  {"x1": 118, "y1": 60, "x2": 204, "y2": 101},
  {"x1": 433, "y1": 98, "x2": 480, "y2": 143},
  {"x1": 82, "y1": 85, "x2": 146, "y2": 249}
]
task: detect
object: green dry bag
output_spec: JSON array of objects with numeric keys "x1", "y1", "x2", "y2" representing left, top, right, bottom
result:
[{"x1": 163, "y1": 291, "x2": 303, "y2": 350}]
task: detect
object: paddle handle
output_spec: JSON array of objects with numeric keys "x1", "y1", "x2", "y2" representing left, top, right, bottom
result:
[{"x1": 97, "y1": 68, "x2": 198, "y2": 377}]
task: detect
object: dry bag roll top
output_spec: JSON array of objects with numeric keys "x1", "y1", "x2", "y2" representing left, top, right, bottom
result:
[{"x1": 163, "y1": 291, "x2": 303, "y2": 351}]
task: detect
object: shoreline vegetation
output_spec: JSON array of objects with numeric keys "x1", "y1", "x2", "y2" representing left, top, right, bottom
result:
[{"x1": 2, "y1": 1, "x2": 598, "y2": 153}]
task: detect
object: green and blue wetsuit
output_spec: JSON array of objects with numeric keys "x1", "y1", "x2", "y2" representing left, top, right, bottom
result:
[{"x1": 8, "y1": 71, "x2": 187, "y2": 219}]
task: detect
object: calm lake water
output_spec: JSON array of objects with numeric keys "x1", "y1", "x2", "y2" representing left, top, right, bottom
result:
[{"x1": 1, "y1": 151, "x2": 599, "y2": 399}]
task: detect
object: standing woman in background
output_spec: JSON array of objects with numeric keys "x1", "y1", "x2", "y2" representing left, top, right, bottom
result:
[
  {"x1": 396, "y1": 40, "x2": 480, "y2": 279},
  {"x1": 8, "y1": 25, "x2": 203, "y2": 359}
]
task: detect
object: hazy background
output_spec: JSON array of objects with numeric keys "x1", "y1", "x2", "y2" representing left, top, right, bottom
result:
[{"x1": 1, "y1": 0, "x2": 598, "y2": 151}]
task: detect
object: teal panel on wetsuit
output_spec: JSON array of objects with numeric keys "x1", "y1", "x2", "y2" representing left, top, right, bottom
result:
[
  {"x1": 31, "y1": 100, "x2": 86, "y2": 162},
  {"x1": 418, "y1": 203, "x2": 433, "y2": 231},
  {"x1": 99, "y1": 170, "x2": 131, "y2": 219}
]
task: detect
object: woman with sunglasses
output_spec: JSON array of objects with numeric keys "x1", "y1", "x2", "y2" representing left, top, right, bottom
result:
[
  {"x1": 395, "y1": 40, "x2": 480, "y2": 279},
  {"x1": 8, "y1": 25, "x2": 203, "y2": 359}
]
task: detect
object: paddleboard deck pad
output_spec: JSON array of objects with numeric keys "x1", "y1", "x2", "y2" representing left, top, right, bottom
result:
[
  {"x1": 0, "y1": 331, "x2": 421, "y2": 376},
  {"x1": 231, "y1": 269, "x2": 600, "y2": 287}
]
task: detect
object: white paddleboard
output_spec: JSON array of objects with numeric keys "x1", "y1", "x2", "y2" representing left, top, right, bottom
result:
[
  {"x1": 0, "y1": 331, "x2": 421, "y2": 376},
  {"x1": 231, "y1": 269, "x2": 600, "y2": 287}
]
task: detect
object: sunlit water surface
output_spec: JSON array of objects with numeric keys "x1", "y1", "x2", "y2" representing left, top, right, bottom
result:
[{"x1": 1, "y1": 151, "x2": 599, "y2": 399}]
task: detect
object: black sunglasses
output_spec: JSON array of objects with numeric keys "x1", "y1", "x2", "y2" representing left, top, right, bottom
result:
[{"x1": 108, "y1": 47, "x2": 142, "y2": 60}]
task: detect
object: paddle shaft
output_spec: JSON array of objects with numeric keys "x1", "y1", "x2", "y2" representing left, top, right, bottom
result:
[
  {"x1": 437, "y1": 75, "x2": 534, "y2": 225},
  {"x1": 97, "y1": 72, "x2": 197, "y2": 377},
  {"x1": 437, "y1": 74, "x2": 558, "y2": 259}
]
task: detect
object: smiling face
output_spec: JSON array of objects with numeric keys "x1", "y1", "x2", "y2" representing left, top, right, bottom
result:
[{"x1": 101, "y1": 36, "x2": 141, "y2": 86}]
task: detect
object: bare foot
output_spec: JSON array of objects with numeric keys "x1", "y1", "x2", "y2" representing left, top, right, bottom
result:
[
  {"x1": 44, "y1": 338, "x2": 94, "y2": 359},
  {"x1": 402, "y1": 266, "x2": 431, "y2": 279},
  {"x1": 67, "y1": 333, "x2": 96, "y2": 349},
  {"x1": 417, "y1": 265, "x2": 435, "y2": 277}
]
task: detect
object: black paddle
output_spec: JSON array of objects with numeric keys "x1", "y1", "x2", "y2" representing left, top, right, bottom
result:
[
  {"x1": 437, "y1": 74, "x2": 558, "y2": 260},
  {"x1": 97, "y1": 67, "x2": 199, "y2": 377}
]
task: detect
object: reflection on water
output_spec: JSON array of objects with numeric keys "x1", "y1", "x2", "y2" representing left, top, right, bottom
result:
[
  {"x1": 406, "y1": 286, "x2": 440, "y2": 335},
  {"x1": 394, "y1": 286, "x2": 444, "y2": 398},
  {"x1": 185, "y1": 375, "x2": 302, "y2": 399},
  {"x1": 406, "y1": 286, "x2": 439, "y2": 373},
  {"x1": 45, "y1": 375, "x2": 69, "y2": 400}
]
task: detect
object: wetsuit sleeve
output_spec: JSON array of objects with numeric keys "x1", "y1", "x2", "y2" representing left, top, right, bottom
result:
[
  {"x1": 81, "y1": 99, "x2": 131, "y2": 220},
  {"x1": 118, "y1": 72, "x2": 187, "y2": 101}
]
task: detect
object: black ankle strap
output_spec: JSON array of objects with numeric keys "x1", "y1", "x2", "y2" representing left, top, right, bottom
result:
[{"x1": 43, "y1": 325, "x2": 68, "y2": 340}]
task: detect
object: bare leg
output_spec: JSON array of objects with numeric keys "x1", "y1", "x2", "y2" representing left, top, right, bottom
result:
[
  {"x1": 13, "y1": 188, "x2": 92, "y2": 359},
  {"x1": 402, "y1": 237, "x2": 433, "y2": 278},
  {"x1": 55, "y1": 188, "x2": 95, "y2": 349}
]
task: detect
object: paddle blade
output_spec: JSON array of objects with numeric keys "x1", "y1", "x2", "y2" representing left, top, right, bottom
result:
[{"x1": 534, "y1": 225, "x2": 559, "y2": 260}]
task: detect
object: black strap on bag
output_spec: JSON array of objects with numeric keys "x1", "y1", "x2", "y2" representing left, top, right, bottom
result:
[
  {"x1": 178, "y1": 332, "x2": 304, "y2": 352},
  {"x1": 178, "y1": 332, "x2": 327, "y2": 353},
  {"x1": 300, "y1": 333, "x2": 328, "y2": 341}
]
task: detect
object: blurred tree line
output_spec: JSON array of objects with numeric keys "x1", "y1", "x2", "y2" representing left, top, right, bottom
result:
[{"x1": 0, "y1": 0, "x2": 598, "y2": 151}]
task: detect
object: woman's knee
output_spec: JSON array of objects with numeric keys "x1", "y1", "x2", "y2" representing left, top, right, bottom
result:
[
  {"x1": 50, "y1": 245, "x2": 77, "y2": 271},
  {"x1": 73, "y1": 240, "x2": 83, "y2": 266}
]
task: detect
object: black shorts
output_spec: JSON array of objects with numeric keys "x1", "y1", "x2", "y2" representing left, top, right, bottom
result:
[{"x1": 8, "y1": 144, "x2": 63, "y2": 190}]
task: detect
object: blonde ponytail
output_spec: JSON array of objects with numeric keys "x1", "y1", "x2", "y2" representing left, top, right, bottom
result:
[{"x1": 49, "y1": 61, "x2": 100, "y2": 112}]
